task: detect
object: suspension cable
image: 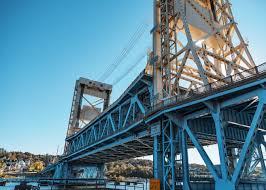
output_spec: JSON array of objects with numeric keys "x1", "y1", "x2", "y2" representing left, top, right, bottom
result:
[
  {"x1": 98, "y1": 22, "x2": 149, "y2": 82},
  {"x1": 111, "y1": 51, "x2": 148, "y2": 86}
]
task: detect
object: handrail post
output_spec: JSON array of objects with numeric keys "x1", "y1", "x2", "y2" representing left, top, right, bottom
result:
[{"x1": 255, "y1": 65, "x2": 259, "y2": 74}]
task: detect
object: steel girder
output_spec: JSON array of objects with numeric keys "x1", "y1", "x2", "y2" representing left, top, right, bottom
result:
[
  {"x1": 161, "y1": 89, "x2": 266, "y2": 190},
  {"x1": 162, "y1": 119, "x2": 179, "y2": 190},
  {"x1": 64, "y1": 75, "x2": 266, "y2": 166},
  {"x1": 67, "y1": 130, "x2": 153, "y2": 163},
  {"x1": 48, "y1": 61, "x2": 266, "y2": 190}
]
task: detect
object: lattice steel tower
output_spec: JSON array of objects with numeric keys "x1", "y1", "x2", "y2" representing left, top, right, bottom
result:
[{"x1": 152, "y1": 0, "x2": 255, "y2": 99}]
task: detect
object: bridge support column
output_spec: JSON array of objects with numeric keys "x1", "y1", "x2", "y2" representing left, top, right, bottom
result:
[
  {"x1": 161, "y1": 118, "x2": 179, "y2": 190},
  {"x1": 53, "y1": 162, "x2": 105, "y2": 179},
  {"x1": 96, "y1": 164, "x2": 105, "y2": 179},
  {"x1": 153, "y1": 134, "x2": 163, "y2": 188},
  {"x1": 180, "y1": 125, "x2": 191, "y2": 190},
  {"x1": 166, "y1": 94, "x2": 266, "y2": 190},
  {"x1": 53, "y1": 162, "x2": 72, "y2": 179},
  {"x1": 73, "y1": 163, "x2": 105, "y2": 178}
]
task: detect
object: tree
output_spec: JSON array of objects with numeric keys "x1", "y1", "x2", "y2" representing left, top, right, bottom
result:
[{"x1": 29, "y1": 161, "x2": 44, "y2": 172}]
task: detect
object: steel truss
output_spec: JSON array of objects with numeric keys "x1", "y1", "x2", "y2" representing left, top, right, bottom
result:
[
  {"x1": 44, "y1": 2, "x2": 266, "y2": 189},
  {"x1": 66, "y1": 78, "x2": 112, "y2": 138},
  {"x1": 45, "y1": 69, "x2": 266, "y2": 189},
  {"x1": 155, "y1": 0, "x2": 255, "y2": 98},
  {"x1": 162, "y1": 119, "x2": 178, "y2": 190},
  {"x1": 65, "y1": 84, "x2": 151, "y2": 156},
  {"x1": 161, "y1": 118, "x2": 190, "y2": 190},
  {"x1": 242, "y1": 133, "x2": 266, "y2": 178},
  {"x1": 157, "y1": 88, "x2": 266, "y2": 190},
  {"x1": 66, "y1": 93, "x2": 148, "y2": 154}
]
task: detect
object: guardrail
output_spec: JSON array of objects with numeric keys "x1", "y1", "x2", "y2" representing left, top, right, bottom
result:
[
  {"x1": 149, "y1": 62, "x2": 266, "y2": 114},
  {"x1": 6, "y1": 178, "x2": 39, "y2": 183},
  {"x1": 39, "y1": 178, "x2": 145, "y2": 190}
]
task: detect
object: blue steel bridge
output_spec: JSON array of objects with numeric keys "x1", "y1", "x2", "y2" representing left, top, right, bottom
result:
[
  {"x1": 42, "y1": 0, "x2": 266, "y2": 190},
  {"x1": 43, "y1": 63, "x2": 266, "y2": 190}
]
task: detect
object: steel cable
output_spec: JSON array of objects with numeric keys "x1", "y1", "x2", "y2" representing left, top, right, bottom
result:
[{"x1": 98, "y1": 22, "x2": 149, "y2": 81}]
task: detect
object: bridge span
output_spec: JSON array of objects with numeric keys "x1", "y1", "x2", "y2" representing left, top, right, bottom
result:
[
  {"x1": 42, "y1": 0, "x2": 266, "y2": 190},
  {"x1": 43, "y1": 62, "x2": 266, "y2": 190}
]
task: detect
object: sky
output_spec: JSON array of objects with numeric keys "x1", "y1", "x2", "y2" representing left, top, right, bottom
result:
[{"x1": 0, "y1": 0, "x2": 266, "y2": 164}]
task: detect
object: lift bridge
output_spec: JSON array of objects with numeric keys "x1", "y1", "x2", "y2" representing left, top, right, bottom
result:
[{"x1": 42, "y1": 0, "x2": 266, "y2": 189}]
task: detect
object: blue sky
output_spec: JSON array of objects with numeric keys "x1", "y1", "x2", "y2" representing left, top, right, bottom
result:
[{"x1": 0, "y1": 0, "x2": 265, "y2": 157}]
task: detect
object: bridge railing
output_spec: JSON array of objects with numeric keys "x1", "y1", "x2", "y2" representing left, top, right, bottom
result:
[
  {"x1": 149, "y1": 62, "x2": 266, "y2": 113},
  {"x1": 38, "y1": 178, "x2": 145, "y2": 190}
]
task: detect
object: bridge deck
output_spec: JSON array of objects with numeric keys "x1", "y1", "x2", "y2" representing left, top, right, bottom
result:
[{"x1": 50, "y1": 63, "x2": 266, "y2": 170}]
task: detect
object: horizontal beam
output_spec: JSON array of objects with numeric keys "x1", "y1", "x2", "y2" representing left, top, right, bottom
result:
[
  {"x1": 146, "y1": 78, "x2": 266, "y2": 123},
  {"x1": 69, "y1": 130, "x2": 148, "y2": 162}
]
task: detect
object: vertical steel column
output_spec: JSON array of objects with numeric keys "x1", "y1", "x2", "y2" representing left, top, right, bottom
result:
[
  {"x1": 153, "y1": 135, "x2": 159, "y2": 177},
  {"x1": 153, "y1": 132, "x2": 164, "y2": 189},
  {"x1": 160, "y1": 0, "x2": 179, "y2": 97},
  {"x1": 56, "y1": 161, "x2": 71, "y2": 179},
  {"x1": 212, "y1": 107, "x2": 229, "y2": 180},
  {"x1": 153, "y1": 0, "x2": 163, "y2": 99},
  {"x1": 181, "y1": 121, "x2": 191, "y2": 190},
  {"x1": 96, "y1": 164, "x2": 105, "y2": 179},
  {"x1": 170, "y1": 121, "x2": 176, "y2": 189},
  {"x1": 103, "y1": 90, "x2": 111, "y2": 110},
  {"x1": 162, "y1": 119, "x2": 177, "y2": 190},
  {"x1": 75, "y1": 84, "x2": 85, "y2": 128}
]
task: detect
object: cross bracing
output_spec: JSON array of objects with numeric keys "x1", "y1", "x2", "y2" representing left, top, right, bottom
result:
[
  {"x1": 42, "y1": 62, "x2": 266, "y2": 190},
  {"x1": 64, "y1": 71, "x2": 152, "y2": 156},
  {"x1": 153, "y1": 0, "x2": 256, "y2": 99},
  {"x1": 43, "y1": 61, "x2": 266, "y2": 182},
  {"x1": 64, "y1": 63, "x2": 266, "y2": 162}
]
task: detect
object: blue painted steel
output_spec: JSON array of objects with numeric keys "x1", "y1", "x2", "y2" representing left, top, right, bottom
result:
[
  {"x1": 44, "y1": 62, "x2": 266, "y2": 190},
  {"x1": 232, "y1": 99, "x2": 266, "y2": 184},
  {"x1": 153, "y1": 135, "x2": 159, "y2": 178},
  {"x1": 181, "y1": 124, "x2": 191, "y2": 190},
  {"x1": 70, "y1": 130, "x2": 148, "y2": 162},
  {"x1": 182, "y1": 118, "x2": 219, "y2": 181},
  {"x1": 146, "y1": 78, "x2": 266, "y2": 123},
  {"x1": 211, "y1": 106, "x2": 229, "y2": 180},
  {"x1": 257, "y1": 136, "x2": 266, "y2": 177},
  {"x1": 65, "y1": 79, "x2": 151, "y2": 157}
]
